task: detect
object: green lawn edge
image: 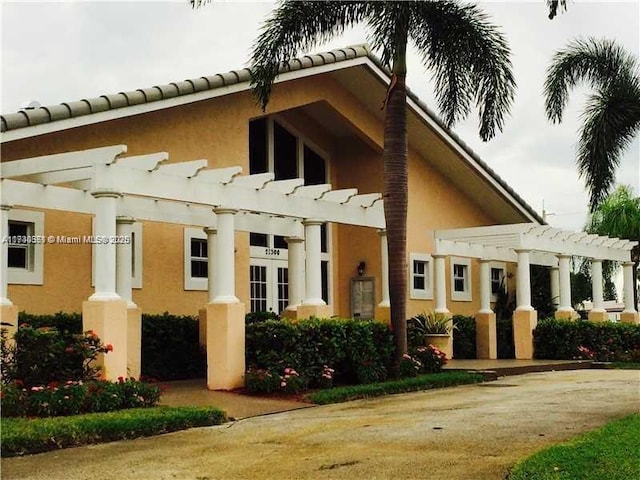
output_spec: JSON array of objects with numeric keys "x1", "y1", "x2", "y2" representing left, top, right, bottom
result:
[
  {"x1": 509, "y1": 413, "x2": 640, "y2": 480},
  {"x1": 306, "y1": 371, "x2": 485, "y2": 405},
  {"x1": 1, "y1": 406, "x2": 227, "y2": 457}
]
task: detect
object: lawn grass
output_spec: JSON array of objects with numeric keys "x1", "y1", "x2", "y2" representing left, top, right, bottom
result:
[
  {"x1": 611, "y1": 361, "x2": 640, "y2": 369},
  {"x1": 509, "y1": 413, "x2": 640, "y2": 480},
  {"x1": 1, "y1": 406, "x2": 227, "y2": 457},
  {"x1": 306, "y1": 371, "x2": 485, "y2": 405}
]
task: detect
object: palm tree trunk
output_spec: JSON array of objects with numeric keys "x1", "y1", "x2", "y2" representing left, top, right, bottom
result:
[{"x1": 384, "y1": 42, "x2": 409, "y2": 367}]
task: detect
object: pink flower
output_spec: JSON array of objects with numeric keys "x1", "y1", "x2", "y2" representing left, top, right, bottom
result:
[
  {"x1": 105, "y1": 343, "x2": 114, "y2": 352},
  {"x1": 280, "y1": 381, "x2": 287, "y2": 388}
]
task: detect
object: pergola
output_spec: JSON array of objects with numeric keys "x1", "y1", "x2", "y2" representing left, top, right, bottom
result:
[
  {"x1": 0, "y1": 145, "x2": 388, "y2": 389},
  {"x1": 434, "y1": 224, "x2": 638, "y2": 359}
]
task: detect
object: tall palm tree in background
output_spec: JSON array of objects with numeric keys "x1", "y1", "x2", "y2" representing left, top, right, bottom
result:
[
  {"x1": 586, "y1": 185, "x2": 640, "y2": 308},
  {"x1": 544, "y1": 38, "x2": 640, "y2": 211},
  {"x1": 192, "y1": 0, "x2": 515, "y2": 365}
]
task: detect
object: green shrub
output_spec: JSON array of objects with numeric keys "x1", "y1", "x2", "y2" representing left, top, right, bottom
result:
[
  {"x1": 497, "y1": 316, "x2": 515, "y2": 359},
  {"x1": 534, "y1": 318, "x2": 640, "y2": 361},
  {"x1": 0, "y1": 378, "x2": 162, "y2": 418},
  {"x1": 141, "y1": 313, "x2": 206, "y2": 380},
  {"x1": 1, "y1": 406, "x2": 227, "y2": 457},
  {"x1": 246, "y1": 317, "x2": 393, "y2": 387},
  {"x1": 245, "y1": 311, "x2": 279, "y2": 324},
  {"x1": 452, "y1": 315, "x2": 476, "y2": 359},
  {"x1": 2, "y1": 325, "x2": 110, "y2": 387},
  {"x1": 17, "y1": 311, "x2": 82, "y2": 334},
  {"x1": 307, "y1": 371, "x2": 485, "y2": 405}
]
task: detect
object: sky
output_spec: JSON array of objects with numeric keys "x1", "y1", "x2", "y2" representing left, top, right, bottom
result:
[{"x1": 1, "y1": 0, "x2": 639, "y2": 234}]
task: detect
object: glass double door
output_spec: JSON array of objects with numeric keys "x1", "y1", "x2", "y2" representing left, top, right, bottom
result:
[{"x1": 249, "y1": 258, "x2": 289, "y2": 314}]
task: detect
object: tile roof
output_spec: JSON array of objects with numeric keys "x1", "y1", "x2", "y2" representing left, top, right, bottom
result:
[
  {"x1": 0, "y1": 45, "x2": 371, "y2": 133},
  {"x1": 0, "y1": 43, "x2": 544, "y2": 224}
]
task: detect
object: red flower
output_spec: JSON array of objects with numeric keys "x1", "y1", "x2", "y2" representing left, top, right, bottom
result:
[
  {"x1": 105, "y1": 343, "x2": 113, "y2": 352},
  {"x1": 15, "y1": 379, "x2": 24, "y2": 387},
  {"x1": 118, "y1": 376, "x2": 125, "y2": 384}
]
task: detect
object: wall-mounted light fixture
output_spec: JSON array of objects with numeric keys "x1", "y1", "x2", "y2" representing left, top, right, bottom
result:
[{"x1": 357, "y1": 260, "x2": 366, "y2": 277}]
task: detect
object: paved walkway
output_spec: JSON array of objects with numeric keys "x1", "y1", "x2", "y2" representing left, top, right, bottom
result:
[
  {"x1": 159, "y1": 379, "x2": 312, "y2": 419},
  {"x1": 3, "y1": 369, "x2": 639, "y2": 480}
]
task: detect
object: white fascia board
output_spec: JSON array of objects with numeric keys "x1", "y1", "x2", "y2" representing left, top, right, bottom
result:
[
  {"x1": 1, "y1": 58, "x2": 369, "y2": 143},
  {"x1": 435, "y1": 223, "x2": 532, "y2": 240},
  {"x1": 1, "y1": 145, "x2": 126, "y2": 177}
]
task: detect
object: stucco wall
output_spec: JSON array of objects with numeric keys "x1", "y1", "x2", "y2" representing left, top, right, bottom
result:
[{"x1": 3, "y1": 72, "x2": 514, "y2": 317}]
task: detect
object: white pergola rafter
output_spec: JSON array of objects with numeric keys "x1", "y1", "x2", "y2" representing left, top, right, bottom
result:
[
  {"x1": 435, "y1": 223, "x2": 636, "y2": 263},
  {"x1": 1, "y1": 145, "x2": 385, "y2": 230}
]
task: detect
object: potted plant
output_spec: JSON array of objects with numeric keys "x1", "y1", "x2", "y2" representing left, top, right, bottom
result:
[{"x1": 410, "y1": 311, "x2": 455, "y2": 355}]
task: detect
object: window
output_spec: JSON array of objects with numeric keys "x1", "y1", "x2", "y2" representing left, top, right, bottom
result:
[
  {"x1": 248, "y1": 117, "x2": 332, "y2": 306},
  {"x1": 409, "y1": 253, "x2": 433, "y2": 300},
  {"x1": 490, "y1": 262, "x2": 506, "y2": 302},
  {"x1": 7, "y1": 209, "x2": 44, "y2": 285},
  {"x1": 190, "y1": 238, "x2": 208, "y2": 278},
  {"x1": 451, "y1": 257, "x2": 472, "y2": 302},
  {"x1": 184, "y1": 228, "x2": 208, "y2": 290}
]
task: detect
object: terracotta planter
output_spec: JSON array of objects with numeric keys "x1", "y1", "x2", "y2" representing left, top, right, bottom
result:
[{"x1": 425, "y1": 333, "x2": 452, "y2": 359}]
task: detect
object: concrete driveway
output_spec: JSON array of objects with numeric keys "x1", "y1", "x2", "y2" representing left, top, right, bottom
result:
[{"x1": 3, "y1": 369, "x2": 639, "y2": 480}]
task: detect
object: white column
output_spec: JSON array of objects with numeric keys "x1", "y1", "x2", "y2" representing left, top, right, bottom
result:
[
  {"x1": 285, "y1": 236, "x2": 305, "y2": 309},
  {"x1": 622, "y1": 262, "x2": 637, "y2": 313},
  {"x1": 591, "y1": 259, "x2": 605, "y2": 313},
  {"x1": 557, "y1": 254, "x2": 573, "y2": 313},
  {"x1": 0, "y1": 205, "x2": 12, "y2": 306},
  {"x1": 204, "y1": 227, "x2": 217, "y2": 303},
  {"x1": 378, "y1": 229, "x2": 390, "y2": 307},
  {"x1": 479, "y1": 259, "x2": 492, "y2": 314},
  {"x1": 302, "y1": 219, "x2": 325, "y2": 306},
  {"x1": 434, "y1": 254, "x2": 449, "y2": 313},
  {"x1": 212, "y1": 209, "x2": 238, "y2": 303},
  {"x1": 90, "y1": 191, "x2": 121, "y2": 301},
  {"x1": 116, "y1": 217, "x2": 136, "y2": 308},
  {"x1": 550, "y1": 265, "x2": 560, "y2": 309},
  {"x1": 515, "y1": 249, "x2": 533, "y2": 311}
]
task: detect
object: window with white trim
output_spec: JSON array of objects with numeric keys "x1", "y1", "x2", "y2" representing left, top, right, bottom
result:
[
  {"x1": 451, "y1": 257, "x2": 472, "y2": 302},
  {"x1": 248, "y1": 116, "x2": 332, "y2": 307},
  {"x1": 490, "y1": 262, "x2": 506, "y2": 302},
  {"x1": 409, "y1": 253, "x2": 433, "y2": 300},
  {"x1": 184, "y1": 228, "x2": 208, "y2": 291},
  {"x1": 7, "y1": 209, "x2": 44, "y2": 285}
]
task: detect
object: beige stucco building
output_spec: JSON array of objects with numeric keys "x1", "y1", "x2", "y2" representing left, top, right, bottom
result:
[{"x1": 2, "y1": 45, "x2": 637, "y2": 387}]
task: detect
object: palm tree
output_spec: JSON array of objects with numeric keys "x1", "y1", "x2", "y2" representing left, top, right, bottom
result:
[
  {"x1": 586, "y1": 185, "x2": 640, "y2": 309},
  {"x1": 544, "y1": 38, "x2": 640, "y2": 211},
  {"x1": 191, "y1": 0, "x2": 515, "y2": 365}
]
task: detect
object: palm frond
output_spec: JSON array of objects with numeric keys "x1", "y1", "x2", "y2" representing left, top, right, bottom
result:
[
  {"x1": 577, "y1": 78, "x2": 640, "y2": 208},
  {"x1": 409, "y1": 1, "x2": 515, "y2": 141},
  {"x1": 546, "y1": 0, "x2": 567, "y2": 20},
  {"x1": 365, "y1": 2, "x2": 411, "y2": 70},
  {"x1": 544, "y1": 38, "x2": 639, "y2": 124},
  {"x1": 249, "y1": 0, "x2": 370, "y2": 110}
]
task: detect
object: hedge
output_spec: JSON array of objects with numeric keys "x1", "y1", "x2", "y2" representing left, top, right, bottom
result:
[
  {"x1": 15, "y1": 312, "x2": 206, "y2": 381},
  {"x1": 1, "y1": 406, "x2": 227, "y2": 457},
  {"x1": 246, "y1": 317, "x2": 394, "y2": 386},
  {"x1": 452, "y1": 315, "x2": 476, "y2": 359},
  {"x1": 533, "y1": 318, "x2": 640, "y2": 361}
]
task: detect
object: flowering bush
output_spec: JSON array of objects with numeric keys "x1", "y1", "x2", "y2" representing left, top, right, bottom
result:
[
  {"x1": 413, "y1": 344, "x2": 448, "y2": 373},
  {"x1": 399, "y1": 354, "x2": 422, "y2": 377},
  {"x1": 2, "y1": 324, "x2": 111, "y2": 387},
  {"x1": 534, "y1": 318, "x2": 640, "y2": 361},
  {"x1": 0, "y1": 377, "x2": 162, "y2": 417},
  {"x1": 318, "y1": 365, "x2": 335, "y2": 389},
  {"x1": 244, "y1": 367, "x2": 308, "y2": 394}
]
